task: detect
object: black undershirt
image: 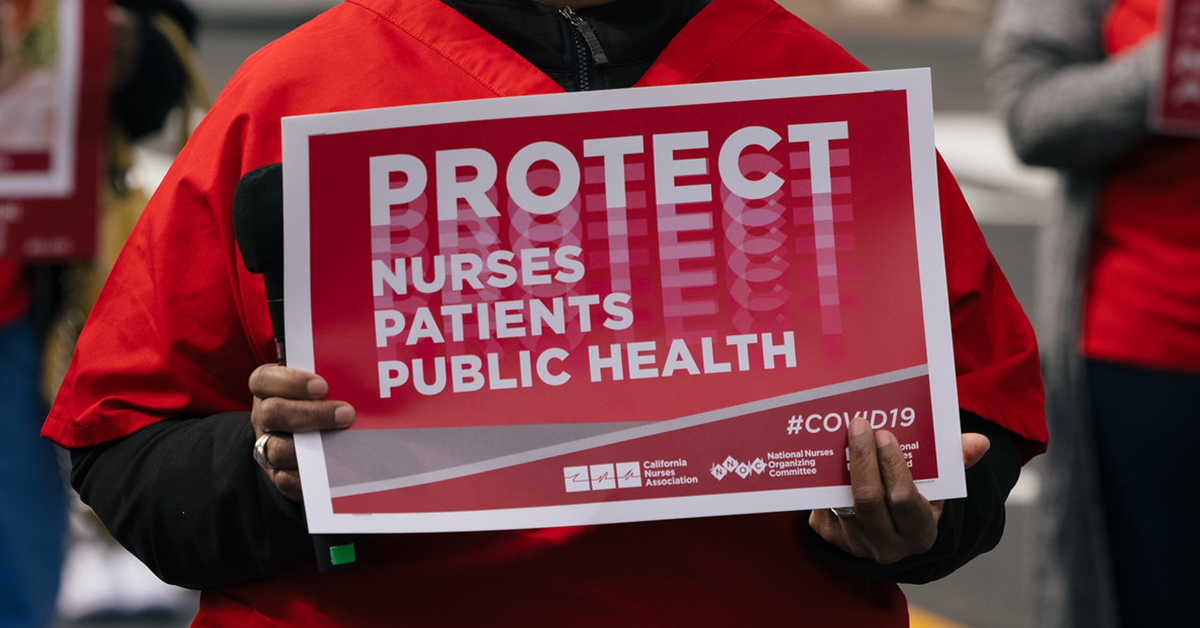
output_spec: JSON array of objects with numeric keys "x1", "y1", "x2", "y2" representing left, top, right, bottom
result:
[{"x1": 439, "y1": 0, "x2": 712, "y2": 92}]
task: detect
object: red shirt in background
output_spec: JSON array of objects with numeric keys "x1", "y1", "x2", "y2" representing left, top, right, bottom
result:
[{"x1": 1085, "y1": 0, "x2": 1200, "y2": 373}]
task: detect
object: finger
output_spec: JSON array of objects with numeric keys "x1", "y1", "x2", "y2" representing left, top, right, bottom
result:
[
  {"x1": 809, "y1": 507, "x2": 854, "y2": 540},
  {"x1": 846, "y1": 416, "x2": 890, "y2": 535},
  {"x1": 270, "y1": 468, "x2": 304, "y2": 502},
  {"x1": 961, "y1": 433, "x2": 991, "y2": 469},
  {"x1": 873, "y1": 432, "x2": 926, "y2": 525},
  {"x1": 808, "y1": 509, "x2": 871, "y2": 559},
  {"x1": 254, "y1": 433, "x2": 305, "y2": 502},
  {"x1": 808, "y1": 509, "x2": 837, "y2": 541},
  {"x1": 249, "y1": 363, "x2": 329, "y2": 401},
  {"x1": 253, "y1": 396, "x2": 354, "y2": 435},
  {"x1": 875, "y1": 429, "x2": 934, "y2": 544},
  {"x1": 263, "y1": 432, "x2": 297, "y2": 470}
]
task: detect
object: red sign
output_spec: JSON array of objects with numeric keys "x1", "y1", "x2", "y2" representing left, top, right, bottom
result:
[
  {"x1": 1153, "y1": 0, "x2": 1200, "y2": 135},
  {"x1": 0, "y1": 0, "x2": 106, "y2": 261},
  {"x1": 284, "y1": 69, "x2": 964, "y2": 533}
]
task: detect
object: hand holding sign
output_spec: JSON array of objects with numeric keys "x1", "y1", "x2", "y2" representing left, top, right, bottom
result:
[
  {"x1": 807, "y1": 416, "x2": 990, "y2": 564},
  {"x1": 249, "y1": 364, "x2": 355, "y2": 502}
]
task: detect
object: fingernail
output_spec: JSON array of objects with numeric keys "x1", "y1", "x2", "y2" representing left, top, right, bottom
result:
[
  {"x1": 307, "y1": 378, "x2": 329, "y2": 398},
  {"x1": 849, "y1": 416, "x2": 868, "y2": 437},
  {"x1": 334, "y1": 405, "x2": 355, "y2": 427},
  {"x1": 875, "y1": 430, "x2": 894, "y2": 448}
]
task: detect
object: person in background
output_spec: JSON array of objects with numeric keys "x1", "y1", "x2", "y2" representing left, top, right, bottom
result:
[
  {"x1": 985, "y1": 0, "x2": 1197, "y2": 626},
  {"x1": 1, "y1": 5, "x2": 60, "y2": 628},
  {"x1": 44, "y1": 1, "x2": 1046, "y2": 626},
  {"x1": 0, "y1": 2, "x2": 196, "y2": 626}
]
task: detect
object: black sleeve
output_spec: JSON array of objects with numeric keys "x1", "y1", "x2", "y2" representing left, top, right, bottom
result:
[
  {"x1": 69, "y1": 413, "x2": 313, "y2": 589},
  {"x1": 801, "y1": 411, "x2": 1024, "y2": 584}
]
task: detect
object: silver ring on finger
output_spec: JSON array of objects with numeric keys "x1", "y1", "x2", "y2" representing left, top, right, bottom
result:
[
  {"x1": 831, "y1": 506, "x2": 856, "y2": 517},
  {"x1": 253, "y1": 433, "x2": 275, "y2": 471}
]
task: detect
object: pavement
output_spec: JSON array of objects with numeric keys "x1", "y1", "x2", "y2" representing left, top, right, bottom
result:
[{"x1": 51, "y1": 3, "x2": 1052, "y2": 627}]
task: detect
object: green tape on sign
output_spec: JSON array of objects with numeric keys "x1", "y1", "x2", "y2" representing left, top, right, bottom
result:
[{"x1": 329, "y1": 543, "x2": 356, "y2": 566}]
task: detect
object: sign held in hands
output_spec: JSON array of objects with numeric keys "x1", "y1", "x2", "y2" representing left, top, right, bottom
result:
[{"x1": 282, "y1": 68, "x2": 964, "y2": 534}]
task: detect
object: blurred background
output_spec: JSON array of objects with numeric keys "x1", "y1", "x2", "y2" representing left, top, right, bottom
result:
[{"x1": 50, "y1": 1, "x2": 1054, "y2": 626}]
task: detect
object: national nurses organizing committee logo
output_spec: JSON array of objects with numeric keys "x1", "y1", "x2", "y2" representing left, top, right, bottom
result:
[
  {"x1": 709, "y1": 455, "x2": 767, "y2": 481},
  {"x1": 564, "y1": 463, "x2": 642, "y2": 492}
]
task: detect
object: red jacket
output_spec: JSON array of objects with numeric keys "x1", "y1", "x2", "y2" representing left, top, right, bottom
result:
[{"x1": 45, "y1": 0, "x2": 1046, "y2": 625}]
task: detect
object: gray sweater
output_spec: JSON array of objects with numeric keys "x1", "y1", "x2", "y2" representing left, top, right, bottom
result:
[{"x1": 983, "y1": 0, "x2": 1161, "y2": 626}]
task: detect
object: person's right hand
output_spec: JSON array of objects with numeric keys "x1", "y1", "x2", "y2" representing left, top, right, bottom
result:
[{"x1": 249, "y1": 364, "x2": 355, "y2": 501}]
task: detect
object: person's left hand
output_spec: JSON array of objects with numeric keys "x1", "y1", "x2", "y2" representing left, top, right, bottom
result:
[{"x1": 807, "y1": 416, "x2": 990, "y2": 565}]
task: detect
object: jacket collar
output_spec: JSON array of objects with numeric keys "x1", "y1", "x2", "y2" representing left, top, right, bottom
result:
[{"x1": 345, "y1": 0, "x2": 784, "y2": 93}]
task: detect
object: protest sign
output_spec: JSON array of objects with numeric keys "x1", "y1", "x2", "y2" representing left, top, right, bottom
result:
[
  {"x1": 0, "y1": 0, "x2": 105, "y2": 260},
  {"x1": 283, "y1": 68, "x2": 964, "y2": 533},
  {"x1": 1152, "y1": 0, "x2": 1200, "y2": 136}
]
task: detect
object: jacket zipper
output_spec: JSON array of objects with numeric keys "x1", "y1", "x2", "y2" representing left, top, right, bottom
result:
[{"x1": 560, "y1": 6, "x2": 609, "y2": 91}]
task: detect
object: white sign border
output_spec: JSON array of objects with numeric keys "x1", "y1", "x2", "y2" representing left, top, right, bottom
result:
[{"x1": 283, "y1": 68, "x2": 964, "y2": 534}]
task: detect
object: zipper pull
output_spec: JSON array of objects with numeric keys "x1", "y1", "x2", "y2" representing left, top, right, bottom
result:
[{"x1": 560, "y1": 7, "x2": 610, "y2": 67}]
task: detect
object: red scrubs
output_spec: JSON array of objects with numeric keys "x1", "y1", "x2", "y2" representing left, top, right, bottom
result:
[{"x1": 44, "y1": 0, "x2": 1046, "y2": 625}]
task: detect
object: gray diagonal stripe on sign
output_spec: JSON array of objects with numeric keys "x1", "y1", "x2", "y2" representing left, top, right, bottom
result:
[
  {"x1": 323, "y1": 421, "x2": 652, "y2": 489},
  {"x1": 327, "y1": 364, "x2": 929, "y2": 498}
]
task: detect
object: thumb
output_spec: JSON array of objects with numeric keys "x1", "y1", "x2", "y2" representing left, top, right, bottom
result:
[{"x1": 961, "y1": 433, "x2": 990, "y2": 470}]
